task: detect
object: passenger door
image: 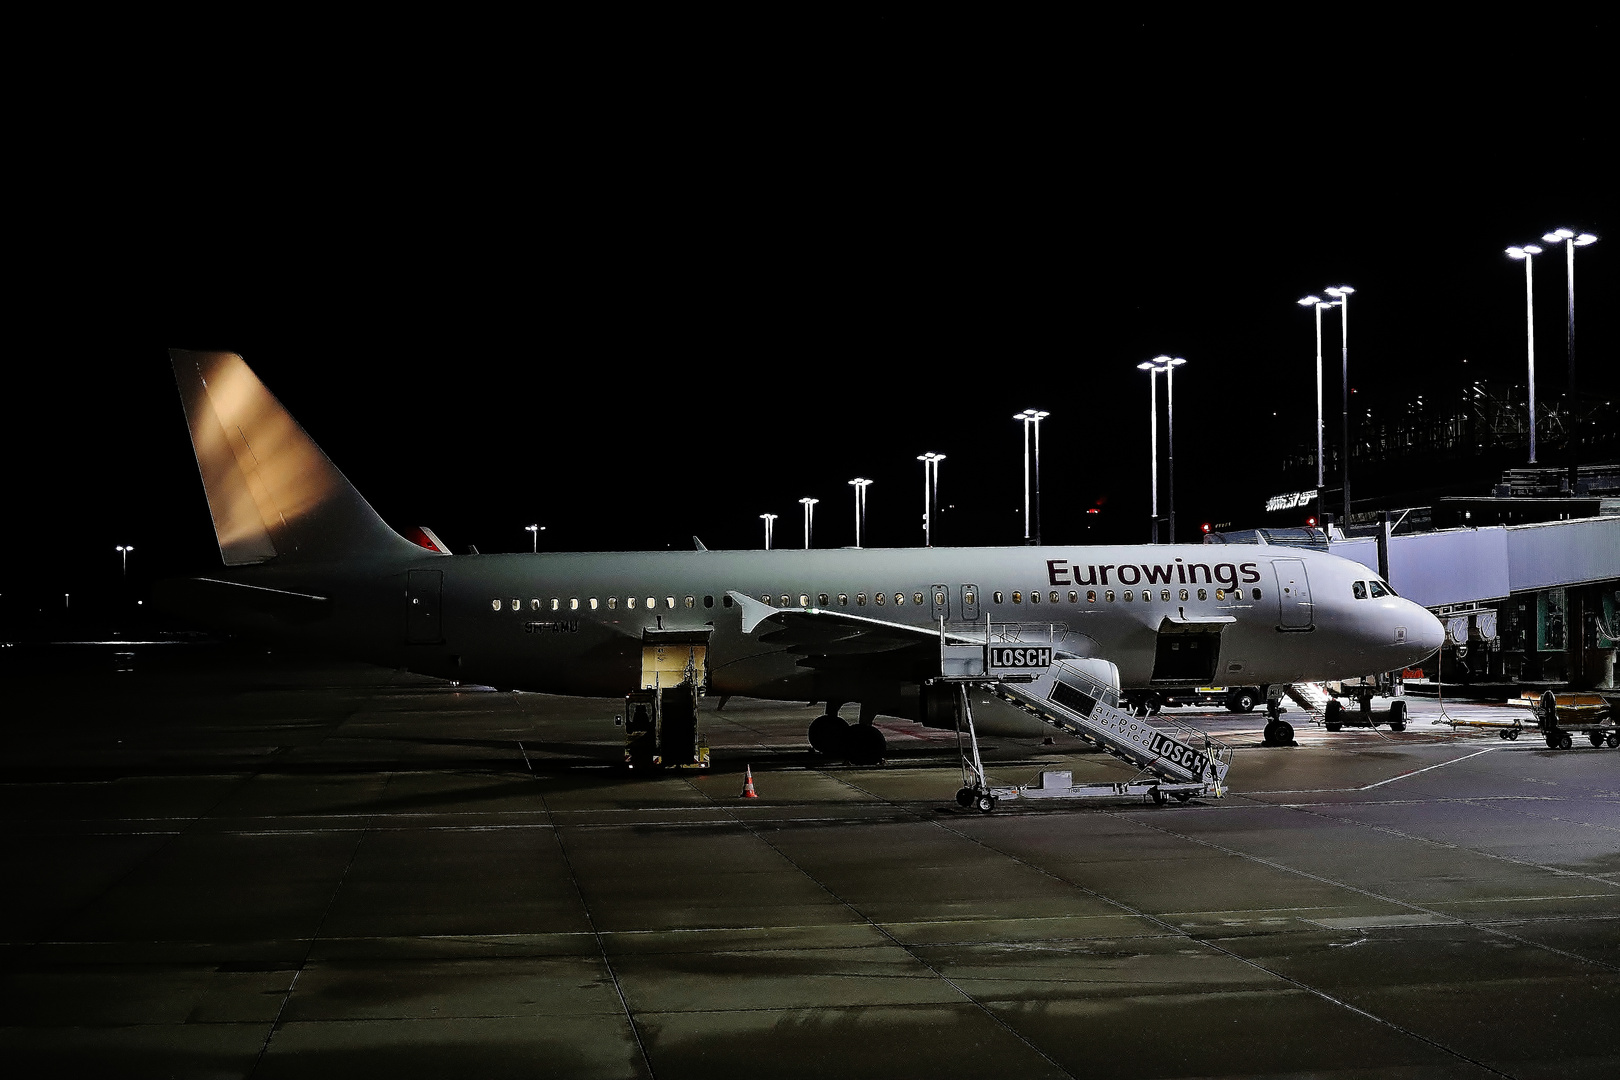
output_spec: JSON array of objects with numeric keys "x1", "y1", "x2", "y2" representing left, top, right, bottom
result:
[
  {"x1": 1273, "y1": 559, "x2": 1313, "y2": 630},
  {"x1": 406, "y1": 570, "x2": 443, "y2": 643}
]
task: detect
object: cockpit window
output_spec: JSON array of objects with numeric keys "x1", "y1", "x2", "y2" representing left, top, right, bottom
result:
[
  {"x1": 1353, "y1": 581, "x2": 1368, "y2": 600},
  {"x1": 1369, "y1": 580, "x2": 1393, "y2": 598}
]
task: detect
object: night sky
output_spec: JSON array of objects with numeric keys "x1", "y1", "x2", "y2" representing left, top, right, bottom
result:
[{"x1": 7, "y1": 16, "x2": 1613, "y2": 626}]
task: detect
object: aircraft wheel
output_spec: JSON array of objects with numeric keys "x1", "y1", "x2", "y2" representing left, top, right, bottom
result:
[
  {"x1": 1276, "y1": 720, "x2": 1295, "y2": 743},
  {"x1": 1229, "y1": 689, "x2": 1258, "y2": 713},
  {"x1": 807, "y1": 714, "x2": 849, "y2": 755},
  {"x1": 1557, "y1": 731, "x2": 1573, "y2": 751},
  {"x1": 1588, "y1": 730, "x2": 1605, "y2": 748},
  {"x1": 975, "y1": 793, "x2": 995, "y2": 813},
  {"x1": 845, "y1": 724, "x2": 886, "y2": 766},
  {"x1": 956, "y1": 787, "x2": 975, "y2": 808},
  {"x1": 1607, "y1": 732, "x2": 1619, "y2": 749},
  {"x1": 1544, "y1": 732, "x2": 1560, "y2": 750}
]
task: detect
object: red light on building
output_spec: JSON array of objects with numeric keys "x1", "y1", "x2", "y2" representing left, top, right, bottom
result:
[
  {"x1": 1200, "y1": 522, "x2": 1210, "y2": 533},
  {"x1": 1307, "y1": 516, "x2": 1317, "y2": 527}
]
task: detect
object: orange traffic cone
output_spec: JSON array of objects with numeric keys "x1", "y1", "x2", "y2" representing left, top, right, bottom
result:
[{"x1": 741, "y1": 764, "x2": 759, "y2": 798}]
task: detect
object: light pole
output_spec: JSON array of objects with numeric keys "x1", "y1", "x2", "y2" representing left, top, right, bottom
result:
[
  {"x1": 799, "y1": 497, "x2": 819, "y2": 549},
  {"x1": 917, "y1": 453, "x2": 944, "y2": 547},
  {"x1": 760, "y1": 513, "x2": 777, "y2": 550},
  {"x1": 524, "y1": 524, "x2": 544, "y2": 553},
  {"x1": 115, "y1": 545, "x2": 134, "y2": 577},
  {"x1": 1153, "y1": 358, "x2": 1186, "y2": 542},
  {"x1": 848, "y1": 478, "x2": 872, "y2": 548},
  {"x1": 1541, "y1": 229, "x2": 1599, "y2": 483},
  {"x1": 1325, "y1": 285, "x2": 1355, "y2": 523},
  {"x1": 1297, "y1": 296, "x2": 1340, "y2": 491},
  {"x1": 1014, "y1": 409, "x2": 1049, "y2": 544},
  {"x1": 1137, "y1": 361, "x2": 1163, "y2": 542},
  {"x1": 1505, "y1": 247, "x2": 1542, "y2": 462}
]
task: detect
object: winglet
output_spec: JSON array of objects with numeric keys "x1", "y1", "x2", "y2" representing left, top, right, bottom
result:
[{"x1": 693, "y1": 536, "x2": 708, "y2": 552}]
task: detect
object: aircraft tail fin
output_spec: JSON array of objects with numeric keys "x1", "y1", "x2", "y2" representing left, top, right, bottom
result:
[{"x1": 170, "y1": 350, "x2": 420, "y2": 565}]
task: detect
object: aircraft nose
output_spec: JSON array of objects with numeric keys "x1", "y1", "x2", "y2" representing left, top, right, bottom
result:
[{"x1": 1406, "y1": 603, "x2": 1445, "y2": 663}]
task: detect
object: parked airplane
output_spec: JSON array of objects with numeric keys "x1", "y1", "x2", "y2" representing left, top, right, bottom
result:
[{"x1": 159, "y1": 350, "x2": 1445, "y2": 765}]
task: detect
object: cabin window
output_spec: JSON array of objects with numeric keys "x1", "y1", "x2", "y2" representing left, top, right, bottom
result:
[
  {"x1": 667, "y1": 596, "x2": 676, "y2": 609},
  {"x1": 819, "y1": 593, "x2": 830, "y2": 606},
  {"x1": 490, "y1": 599, "x2": 501, "y2": 612},
  {"x1": 1068, "y1": 590, "x2": 1078, "y2": 603},
  {"x1": 649, "y1": 596, "x2": 659, "y2": 609},
  {"x1": 799, "y1": 594, "x2": 810, "y2": 607},
  {"x1": 1123, "y1": 590, "x2": 1133, "y2": 602},
  {"x1": 589, "y1": 598, "x2": 599, "y2": 610},
  {"x1": 1252, "y1": 588, "x2": 1263, "y2": 600},
  {"x1": 760, "y1": 595, "x2": 771, "y2": 605},
  {"x1": 685, "y1": 596, "x2": 694, "y2": 608},
  {"x1": 1179, "y1": 589, "x2": 1189, "y2": 601},
  {"x1": 530, "y1": 599, "x2": 541, "y2": 611},
  {"x1": 913, "y1": 592, "x2": 924, "y2": 606},
  {"x1": 1232, "y1": 589, "x2": 1245, "y2": 601},
  {"x1": 1197, "y1": 589, "x2": 1207, "y2": 601},
  {"x1": 608, "y1": 596, "x2": 619, "y2": 609},
  {"x1": 1160, "y1": 590, "x2": 1171, "y2": 602},
  {"x1": 837, "y1": 593, "x2": 848, "y2": 605},
  {"x1": 964, "y1": 590, "x2": 975, "y2": 605},
  {"x1": 1215, "y1": 589, "x2": 1225, "y2": 601},
  {"x1": 875, "y1": 592, "x2": 885, "y2": 605},
  {"x1": 1370, "y1": 580, "x2": 1396, "y2": 597},
  {"x1": 1087, "y1": 590, "x2": 1096, "y2": 603},
  {"x1": 1353, "y1": 581, "x2": 1368, "y2": 599},
  {"x1": 510, "y1": 599, "x2": 520, "y2": 611},
  {"x1": 994, "y1": 591, "x2": 1004, "y2": 603},
  {"x1": 722, "y1": 595, "x2": 733, "y2": 607},
  {"x1": 1012, "y1": 591, "x2": 1022, "y2": 603},
  {"x1": 704, "y1": 595, "x2": 714, "y2": 608},
  {"x1": 1105, "y1": 590, "x2": 1115, "y2": 602},
  {"x1": 549, "y1": 598, "x2": 559, "y2": 611},
  {"x1": 892, "y1": 592, "x2": 904, "y2": 606},
  {"x1": 780, "y1": 594, "x2": 791, "y2": 607},
  {"x1": 569, "y1": 598, "x2": 579, "y2": 610},
  {"x1": 628, "y1": 596, "x2": 637, "y2": 609},
  {"x1": 856, "y1": 593, "x2": 866, "y2": 606},
  {"x1": 1030, "y1": 590, "x2": 1041, "y2": 604}
]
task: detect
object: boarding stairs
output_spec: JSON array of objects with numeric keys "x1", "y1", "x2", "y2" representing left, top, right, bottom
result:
[
  {"x1": 1285, "y1": 682, "x2": 1333, "y2": 715},
  {"x1": 934, "y1": 625, "x2": 1231, "y2": 811}
]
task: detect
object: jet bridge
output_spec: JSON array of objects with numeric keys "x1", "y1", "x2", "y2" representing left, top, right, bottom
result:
[{"x1": 934, "y1": 626, "x2": 1231, "y2": 811}]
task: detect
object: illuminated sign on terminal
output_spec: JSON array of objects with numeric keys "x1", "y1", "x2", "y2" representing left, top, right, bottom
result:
[{"x1": 1265, "y1": 489, "x2": 1318, "y2": 513}]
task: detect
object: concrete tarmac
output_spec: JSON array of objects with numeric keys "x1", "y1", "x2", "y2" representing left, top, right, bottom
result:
[{"x1": 1, "y1": 643, "x2": 1616, "y2": 1078}]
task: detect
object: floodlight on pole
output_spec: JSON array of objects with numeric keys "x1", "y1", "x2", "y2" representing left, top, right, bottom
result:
[
  {"x1": 1013, "y1": 409, "x2": 1050, "y2": 545},
  {"x1": 1137, "y1": 361, "x2": 1165, "y2": 542},
  {"x1": 1297, "y1": 295, "x2": 1340, "y2": 492},
  {"x1": 115, "y1": 544, "x2": 134, "y2": 577},
  {"x1": 1506, "y1": 246, "x2": 1543, "y2": 462},
  {"x1": 799, "y1": 497, "x2": 819, "y2": 549},
  {"x1": 1324, "y1": 285, "x2": 1356, "y2": 523},
  {"x1": 848, "y1": 478, "x2": 872, "y2": 548},
  {"x1": 759, "y1": 513, "x2": 777, "y2": 551},
  {"x1": 1153, "y1": 358, "x2": 1186, "y2": 542},
  {"x1": 525, "y1": 524, "x2": 544, "y2": 553},
  {"x1": 1540, "y1": 229, "x2": 1598, "y2": 483},
  {"x1": 920, "y1": 453, "x2": 946, "y2": 544}
]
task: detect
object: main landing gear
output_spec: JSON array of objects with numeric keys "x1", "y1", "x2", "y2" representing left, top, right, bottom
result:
[{"x1": 808, "y1": 702, "x2": 886, "y2": 766}]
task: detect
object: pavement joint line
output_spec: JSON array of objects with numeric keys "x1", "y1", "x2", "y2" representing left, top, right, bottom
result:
[
  {"x1": 1464, "y1": 796, "x2": 1620, "y2": 835},
  {"x1": 1124, "y1": 806, "x2": 1620, "y2": 976},
  {"x1": 684, "y1": 770, "x2": 1080, "y2": 1080},
  {"x1": 932, "y1": 813, "x2": 1516, "y2": 1079},
  {"x1": 523, "y1": 743, "x2": 655, "y2": 1080},
  {"x1": 249, "y1": 752, "x2": 381, "y2": 1076}
]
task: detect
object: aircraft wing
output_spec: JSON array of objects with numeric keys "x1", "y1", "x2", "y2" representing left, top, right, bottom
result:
[{"x1": 727, "y1": 590, "x2": 978, "y2": 679}]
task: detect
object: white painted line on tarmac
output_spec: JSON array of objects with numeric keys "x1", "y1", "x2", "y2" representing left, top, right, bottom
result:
[{"x1": 1357, "y1": 746, "x2": 1498, "y2": 789}]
